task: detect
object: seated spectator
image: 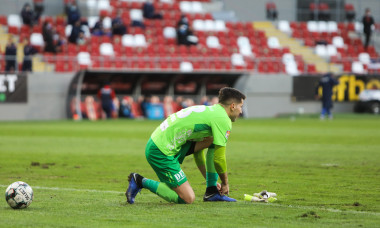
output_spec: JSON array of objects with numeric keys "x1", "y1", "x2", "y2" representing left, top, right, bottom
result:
[
  {"x1": 66, "y1": 1, "x2": 81, "y2": 25},
  {"x1": 176, "y1": 22, "x2": 198, "y2": 46},
  {"x1": 143, "y1": 0, "x2": 163, "y2": 19},
  {"x1": 68, "y1": 20, "x2": 84, "y2": 44},
  {"x1": 76, "y1": 31, "x2": 88, "y2": 46},
  {"x1": 5, "y1": 37, "x2": 17, "y2": 72},
  {"x1": 177, "y1": 14, "x2": 189, "y2": 27},
  {"x1": 22, "y1": 38, "x2": 38, "y2": 72},
  {"x1": 21, "y1": 3, "x2": 35, "y2": 27},
  {"x1": 42, "y1": 21, "x2": 57, "y2": 53},
  {"x1": 112, "y1": 10, "x2": 127, "y2": 36},
  {"x1": 55, "y1": 32, "x2": 67, "y2": 53},
  {"x1": 33, "y1": 0, "x2": 44, "y2": 22},
  {"x1": 119, "y1": 96, "x2": 134, "y2": 118},
  {"x1": 92, "y1": 15, "x2": 111, "y2": 36}
]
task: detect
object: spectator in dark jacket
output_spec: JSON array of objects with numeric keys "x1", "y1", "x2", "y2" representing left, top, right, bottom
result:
[
  {"x1": 362, "y1": 8, "x2": 375, "y2": 50},
  {"x1": 67, "y1": 2, "x2": 81, "y2": 25},
  {"x1": 315, "y1": 73, "x2": 339, "y2": 120},
  {"x1": 92, "y1": 15, "x2": 111, "y2": 36},
  {"x1": 5, "y1": 37, "x2": 17, "y2": 72},
  {"x1": 112, "y1": 10, "x2": 127, "y2": 36},
  {"x1": 143, "y1": 0, "x2": 162, "y2": 19},
  {"x1": 42, "y1": 21, "x2": 56, "y2": 53},
  {"x1": 33, "y1": 0, "x2": 44, "y2": 22},
  {"x1": 68, "y1": 20, "x2": 83, "y2": 44},
  {"x1": 22, "y1": 38, "x2": 38, "y2": 72},
  {"x1": 21, "y1": 3, "x2": 35, "y2": 27}
]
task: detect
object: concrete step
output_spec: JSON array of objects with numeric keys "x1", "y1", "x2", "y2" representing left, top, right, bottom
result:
[{"x1": 253, "y1": 21, "x2": 340, "y2": 74}]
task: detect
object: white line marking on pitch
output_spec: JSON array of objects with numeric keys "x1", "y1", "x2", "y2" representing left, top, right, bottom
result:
[{"x1": 1, "y1": 184, "x2": 379, "y2": 216}]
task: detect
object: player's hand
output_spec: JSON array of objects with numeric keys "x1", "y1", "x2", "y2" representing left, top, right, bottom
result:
[
  {"x1": 217, "y1": 183, "x2": 221, "y2": 191},
  {"x1": 220, "y1": 183, "x2": 229, "y2": 195}
]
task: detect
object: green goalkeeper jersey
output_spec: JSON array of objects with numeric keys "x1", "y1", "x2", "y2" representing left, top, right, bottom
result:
[{"x1": 151, "y1": 104, "x2": 232, "y2": 156}]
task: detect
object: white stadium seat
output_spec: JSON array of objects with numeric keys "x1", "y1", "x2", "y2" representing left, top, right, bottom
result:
[
  {"x1": 102, "y1": 17, "x2": 112, "y2": 29},
  {"x1": 8, "y1": 14, "x2": 22, "y2": 28},
  {"x1": 307, "y1": 21, "x2": 318, "y2": 32},
  {"x1": 231, "y1": 53, "x2": 245, "y2": 66},
  {"x1": 278, "y1": 20, "x2": 291, "y2": 34},
  {"x1": 332, "y1": 36, "x2": 344, "y2": 48},
  {"x1": 267, "y1": 37, "x2": 281, "y2": 49},
  {"x1": 30, "y1": 33, "x2": 44, "y2": 47},
  {"x1": 134, "y1": 34, "x2": 147, "y2": 47},
  {"x1": 99, "y1": 43, "x2": 114, "y2": 56},
  {"x1": 163, "y1": 27, "x2": 176, "y2": 39},
  {"x1": 180, "y1": 62, "x2": 193, "y2": 72},
  {"x1": 352, "y1": 61, "x2": 365, "y2": 74},
  {"x1": 77, "y1": 52, "x2": 92, "y2": 66},
  {"x1": 358, "y1": 52, "x2": 371, "y2": 65},
  {"x1": 206, "y1": 36, "x2": 220, "y2": 48}
]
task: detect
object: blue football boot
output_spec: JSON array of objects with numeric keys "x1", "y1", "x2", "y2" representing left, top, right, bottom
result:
[
  {"x1": 126, "y1": 173, "x2": 142, "y2": 204},
  {"x1": 203, "y1": 192, "x2": 237, "y2": 202}
]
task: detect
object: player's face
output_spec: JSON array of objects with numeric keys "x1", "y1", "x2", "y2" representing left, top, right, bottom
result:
[{"x1": 230, "y1": 99, "x2": 244, "y2": 122}]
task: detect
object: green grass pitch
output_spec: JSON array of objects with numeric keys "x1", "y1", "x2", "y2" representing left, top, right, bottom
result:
[{"x1": 1, "y1": 114, "x2": 380, "y2": 227}]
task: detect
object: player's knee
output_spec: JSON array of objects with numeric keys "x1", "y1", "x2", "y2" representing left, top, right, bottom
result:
[{"x1": 183, "y1": 194, "x2": 195, "y2": 204}]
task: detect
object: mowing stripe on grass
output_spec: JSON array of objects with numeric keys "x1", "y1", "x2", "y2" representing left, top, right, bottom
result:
[{"x1": 2, "y1": 184, "x2": 379, "y2": 216}]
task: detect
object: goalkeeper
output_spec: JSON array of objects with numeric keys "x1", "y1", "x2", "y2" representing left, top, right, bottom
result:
[{"x1": 126, "y1": 87, "x2": 246, "y2": 204}]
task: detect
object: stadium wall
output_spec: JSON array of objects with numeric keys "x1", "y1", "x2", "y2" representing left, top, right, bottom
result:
[
  {"x1": 236, "y1": 74, "x2": 354, "y2": 118},
  {"x1": 0, "y1": 72, "x2": 355, "y2": 121},
  {"x1": 0, "y1": 72, "x2": 73, "y2": 121}
]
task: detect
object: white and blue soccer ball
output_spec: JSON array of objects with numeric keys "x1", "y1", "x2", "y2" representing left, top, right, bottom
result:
[{"x1": 5, "y1": 181, "x2": 33, "y2": 209}]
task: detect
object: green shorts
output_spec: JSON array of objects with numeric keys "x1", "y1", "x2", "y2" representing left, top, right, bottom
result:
[{"x1": 145, "y1": 138, "x2": 195, "y2": 188}]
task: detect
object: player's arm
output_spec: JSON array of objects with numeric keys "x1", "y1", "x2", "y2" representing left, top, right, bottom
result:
[
  {"x1": 193, "y1": 148, "x2": 206, "y2": 179},
  {"x1": 214, "y1": 145, "x2": 229, "y2": 195}
]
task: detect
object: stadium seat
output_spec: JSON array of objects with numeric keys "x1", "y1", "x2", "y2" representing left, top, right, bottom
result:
[
  {"x1": 267, "y1": 37, "x2": 281, "y2": 49},
  {"x1": 326, "y1": 45, "x2": 337, "y2": 57},
  {"x1": 134, "y1": 34, "x2": 147, "y2": 47},
  {"x1": 358, "y1": 52, "x2": 371, "y2": 65},
  {"x1": 180, "y1": 61, "x2": 193, "y2": 72},
  {"x1": 122, "y1": 34, "x2": 134, "y2": 47},
  {"x1": 7, "y1": 14, "x2": 22, "y2": 28},
  {"x1": 192, "y1": 19, "x2": 205, "y2": 31},
  {"x1": 282, "y1": 53, "x2": 295, "y2": 65},
  {"x1": 327, "y1": 21, "x2": 338, "y2": 33},
  {"x1": 130, "y1": 9, "x2": 143, "y2": 22},
  {"x1": 87, "y1": 16, "x2": 99, "y2": 29},
  {"x1": 30, "y1": 33, "x2": 44, "y2": 47},
  {"x1": 318, "y1": 21, "x2": 328, "y2": 33},
  {"x1": 332, "y1": 36, "x2": 345, "y2": 48},
  {"x1": 99, "y1": 43, "x2": 114, "y2": 56},
  {"x1": 97, "y1": 0, "x2": 110, "y2": 11},
  {"x1": 285, "y1": 61, "x2": 300, "y2": 76},
  {"x1": 351, "y1": 61, "x2": 365, "y2": 74},
  {"x1": 65, "y1": 25, "x2": 72, "y2": 37},
  {"x1": 214, "y1": 20, "x2": 226, "y2": 31},
  {"x1": 231, "y1": 53, "x2": 245, "y2": 67},
  {"x1": 102, "y1": 17, "x2": 112, "y2": 29},
  {"x1": 163, "y1": 27, "x2": 176, "y2": 39},
  {"x1": 278, "y1": 20, "x2": 291, "y2": 34},
  {"x1": 315, "y1": 45, "x2": 328, "y2": 58},
  {"x1": 206, "y1": 36, "x2": 221, "y2": 48},
  {"x1": 77, "y1": 52, "x2": 92, "y2": 67},
  {"x1": 307, "y1": 21, "x2": 318, "y2": 32}
]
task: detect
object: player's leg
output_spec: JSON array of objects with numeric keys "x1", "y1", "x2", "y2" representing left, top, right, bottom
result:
[
  {"x1": 127, "y1": 138, "x2": 193, "y2": 204},
  {"x1": 203, "y1": 145, "x2": 236, "y2": 202}
]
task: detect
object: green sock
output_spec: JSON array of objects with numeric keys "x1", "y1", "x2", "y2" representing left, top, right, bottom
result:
[
  {"x1": 142, "y1": 178, "x2": 186, "y2": 204},
  {"x1": 206, "y1": 145, "x2": 218, "y2": 188}
]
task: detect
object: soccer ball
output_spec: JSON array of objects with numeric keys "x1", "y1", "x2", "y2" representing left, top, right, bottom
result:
[{"x1": 5, "y1": 181, "x2": 33, "y2": 209}]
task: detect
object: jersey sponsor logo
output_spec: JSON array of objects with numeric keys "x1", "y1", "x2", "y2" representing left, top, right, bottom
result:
[
  {"x1": 174, "y1": 170, "x2": 186, "y2": 182},
  {"x1": 225, "y1": 130, "x2": 231, "y2": 139}
]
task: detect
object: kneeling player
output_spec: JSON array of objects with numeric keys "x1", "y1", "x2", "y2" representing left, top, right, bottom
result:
[{"x1": 126, "y1": 87, "x2": 246, "y2": 204}]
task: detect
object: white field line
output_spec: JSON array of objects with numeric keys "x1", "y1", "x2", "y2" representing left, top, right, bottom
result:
[{"x1": 1, "y1": 184, "x2": 379, "y2": 216}]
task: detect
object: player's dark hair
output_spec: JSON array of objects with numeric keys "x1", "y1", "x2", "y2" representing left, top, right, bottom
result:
[{"x1": 218, "y1": 87, "x2": 246, "y2": 105}]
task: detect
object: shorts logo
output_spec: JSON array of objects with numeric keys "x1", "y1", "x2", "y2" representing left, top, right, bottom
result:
[
  {"x1": 225, "y1": 130, "x2": 231, "y2": 139},
  {"x1": 174, "y1": 170, "x2": 186, "y2": 182}
]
